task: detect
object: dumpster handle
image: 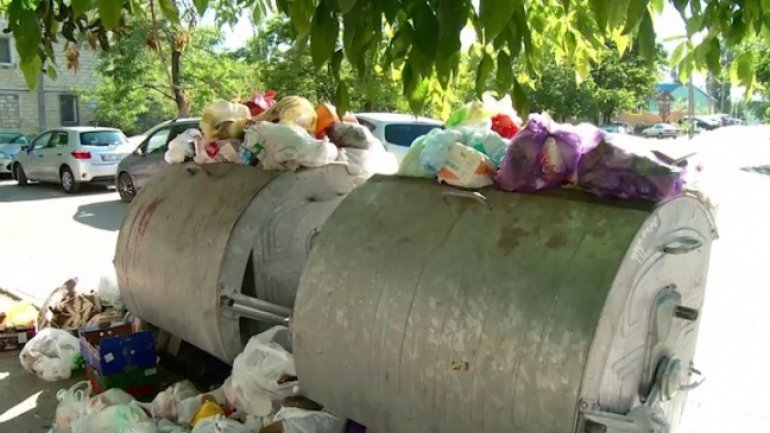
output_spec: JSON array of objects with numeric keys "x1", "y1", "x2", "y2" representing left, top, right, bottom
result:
[
  {"x1": 441, "y1": 190, "x2": 491, "y2": 210},
  {"x1": 662, "y1": 236, "x2": 702, "y2": 254}
]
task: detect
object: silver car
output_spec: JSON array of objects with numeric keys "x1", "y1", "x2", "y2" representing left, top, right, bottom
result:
[
  {"x1": 11, "y1": 127, "x2": 129, "y2": 193},
  {"x1": 0, "y1": 130, "x2": 30, "y2": 175},
  {"x1": 116, "y1": 118, "x2": 200, "y2": 202}
]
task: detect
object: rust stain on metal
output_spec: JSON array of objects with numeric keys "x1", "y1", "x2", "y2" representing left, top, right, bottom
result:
[
  {"x1": 134, "y1": 197, "x2": 165, "y2": 242},
  {"x1": 497, "y1": 227, "x2": 528, "y2": 255},
  {"x1": 546, "y1": 232, "x2": 567, "y2": 249}
]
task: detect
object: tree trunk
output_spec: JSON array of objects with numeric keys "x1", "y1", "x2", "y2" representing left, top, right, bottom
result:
[{"x1": 171, "y1": 48, "x2": 190, "y2": 117}]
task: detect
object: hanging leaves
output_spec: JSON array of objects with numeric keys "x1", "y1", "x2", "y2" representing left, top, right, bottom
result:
[
  {"x1": 638, "y1": 9, "x2": 656, "y2": 63},
  {"x1": 731, "y1": 50, "x2": 755, "y2": 87},
  {"x1": 622, "y1": 0, "x2": 650, "y2": 34},
  {"x1": 192, "y1": 0, "x2": 210, "y2": 14},
  {"x1": 158, "y1": 0, "x2": 180, "y2": 25},
  {"x1": 476, "y1": 52, "x2": 493, "y2": 97},
  {"x1": 337, "y1": 0, "x2": 357, "y2": 14},
  {"x1": 71, "y1": 0, "x2": 93, "y2": 18},
  {"x1": 310, "y1": 1, "x2": 339, "y2": 69},
  {"x1": 496, "y1": 50, "x2": 513, "y2": 92},
  {"x1": 96, "y1": 0, "x2": 123, "y2": 29},
  {"x1": 479, "y1": 0, "x2": 515, "y2": 43}
]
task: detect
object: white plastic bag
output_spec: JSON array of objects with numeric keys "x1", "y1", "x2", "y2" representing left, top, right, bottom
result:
[
  {"x1": 156, "y1": 419, "x2": 191, "y2": 433},
  {"x1": 419, "y1": 129, "x2": 465, "y2": 174},
  {"x1": 165, "y1": 129, "x2": 203, "y2": 164},
  {"x1": 247, "y1": 122, "x2": 339, "y2": 171},
  {"x1": 190, "y1": 415, "x2": 250, "y2": 433},
  {"x1": 55, "y1": 381, "x2": 91, "y2": 431},
  {"x1": 151, "y1": 381, "x2": 200, "y2": 421},
  {"x1": 200, "y1": 100, "x2": 251, "y2": 140},
  {"x1": 72, "y1": 403, "x2": 158, "y2": 433},
  {"x1": 274, "y1": 408, "x2": 345, "y2": 433},
  {"x1": 228, "y1": 326, "x2": 298, "y2": 416},
  {"x1": 436, "y1": 142, "x2": 496, "y2": 189},
  {"x1": 194, "y1": 139, "x2": 243, "y2": 165},
  {"x1": 337, "y1": 148, "x2": 398, "y2": 178},
  {"x1": 86, "y1": 388, "x2": 136, "y2": 415},
  {"x1": 96, "y1": 265, "x2": 123, "y2": 310},
  {"x1": 19, "y1": 328, "x2": 80, "y2": 381}
]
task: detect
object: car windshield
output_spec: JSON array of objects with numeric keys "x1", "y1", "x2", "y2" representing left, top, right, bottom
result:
[
  {"x1": 0, "y1": 132, "x2": 24, "y2": 144},
  {"x1": 384, "y1": 123, "x2": 441, "y2": 147},
  {"x1": 80, "y1": 131, "x2": 127, "y2": 146}
]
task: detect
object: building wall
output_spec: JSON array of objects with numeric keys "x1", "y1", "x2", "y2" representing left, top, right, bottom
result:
[
  {"x1": 647, "y1": 85, "x2": 715, "y2": 115},
  {"x1": 0, "y1": 20, "x2": 100, "y2": 135}
]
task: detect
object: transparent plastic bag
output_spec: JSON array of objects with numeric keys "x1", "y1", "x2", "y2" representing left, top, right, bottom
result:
[
  {"x1": 458, "y1": 127, "x2": 509, "y2": 167},
  {"x1": 193, "y1": 139, "x2": 243, "y2": 165},
  {"x1": 327, "y1": 122, "x2": 383, "y2": 150},
  {"x1": 274, "y1": 408, "x2": 345, "y2": 433},
  {"x1": 20, "y1": 328, "x2": 80, "y2": 381},
  {"x1": 95, "y1": 264, "x2": 123, "y2": 311},
  {"x1": 86, "y1": 388, "x2": 135, "y2": 415},
  {"x1": 228, "y1": 326, "x2": 297, "y2": 416},
  {"x1": 436, "y1": 142, "x2": 496, "y2": 189},
  {"x1": 337, "y1": 147, "x2": 398, "y2": 178},
  {"x1": 200, "y1": 100, "x2": 251, "y2": 140},
  {"x1": 191, "y1": 415, "x2": 250, "y2": 433},
  {"x1": 71, "y1": 402, "x2": 158, "y2": 433},
  {"x1": 397, "y1": 130, "x2": 439, "y2": 178},
  {"x1": 55, "y1": 381, "x2": 92, "y2": 431},
  {"x1": 151, "y1": 381, "x2": 200, "y2": 421},
  {"x1": 165, "y1": 129, "x2": 204, "y2": 164},
  {"x1": 156, "y1": 419, "x2": 191, "y2": 433},
  {"x1": 419, "y1": 129, "x2": 465, "y2": 174},
  {"x1": 248, "y1": 122, "x2": 338, "y2": 171}
]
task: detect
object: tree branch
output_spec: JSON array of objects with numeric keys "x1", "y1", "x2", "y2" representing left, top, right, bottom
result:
[{"x1": 140, "y1": 83, "x2": 176, "y2": 101}]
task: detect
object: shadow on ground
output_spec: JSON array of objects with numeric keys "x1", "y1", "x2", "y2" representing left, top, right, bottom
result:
[
  {"x1": 742, "y1": 165, "x2": 770, "y2": 176},
  {"x1": 0, "y1": 351, "x2": 84, "y2": 433},
  {"x1": 72, "y1": 200, "x2": 128, "y2": 231},
  {"x1": 0, "y1": 181, "x2": 113, "y2": 203}
]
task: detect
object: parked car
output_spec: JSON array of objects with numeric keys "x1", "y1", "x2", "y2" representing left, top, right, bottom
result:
[
  {"x1": 642, "y1": 123, "x2": 679, "y2": 138},
  {"x1": 0, "y1": 130, "x2": 30, "y2": 176},
  {"x1": 11, "y1": 127, "x2": 130, "y2": 192},
  {"x1": 598, "y1": 124, "x2": 629, "y2": 134},
  {"x1": 354, "y1": 113, "x2": 443, "y2": 161},
  {"x1": 117, "y1": 118, "x2": 200, "y2": 202},
  {"x1": 693, "y1": 116, "x2": 720, "y2": 130}
]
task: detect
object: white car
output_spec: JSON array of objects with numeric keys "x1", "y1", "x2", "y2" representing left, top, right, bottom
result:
[
  {"x1": 12, "y1": 127, "x2": 130, "y2": 193},
  {"x1": 354, "y1": 113, "x2": 444, "y2": 161},
  {"x1": 642, "y1": 123, "x2": 679, "y2": 139}
]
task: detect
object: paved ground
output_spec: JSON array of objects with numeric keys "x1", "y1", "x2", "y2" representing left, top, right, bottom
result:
[{"x1": 0, "y1": 127, "x2": 768, "y2": 432}]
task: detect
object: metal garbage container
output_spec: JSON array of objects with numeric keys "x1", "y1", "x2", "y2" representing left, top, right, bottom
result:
[
  {"x1": 292, "y1": 176, "x2": 717, "y2": 433},
  {"x1": 115, "y1": 163, "x2": 365, "y2": 362}
]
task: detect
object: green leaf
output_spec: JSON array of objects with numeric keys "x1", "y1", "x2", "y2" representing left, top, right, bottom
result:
[
  {"x1": 669, "y1": 41, "x2": 687, "y2": 67},
  {"x1": 158, "y1": 0, "x2": 180, "y2": 25},
  {"x1": 650, "y1": 0, "x2": 664, "y2": 14},
  {"x1": 402, "y1": 61, "x2": 419, "y2": 97},
  {"x1": 622, "y1": 0, "x2": 650, "y2": 34},
  {"x1": 686, "y1": 14, "x2": 704, "y2": 36},
  {"x1": 411, "y1": 3, "x2": 439, "y2": 60},
  {"x1": 672, "y1": 0, "x2": 687, "y2": 15},
  {"x1": 334, "y1": 81, "x2": 350, "y2": 116},
  {"x1": 512, "y1": 80, "x2": 529, "y2": 116},
  {"x1": 436, "y1": 0, "x2": 467, "y2": 57},
  {"x1": 287, "y1": 0, "x2": 315, "y2": 38},
  {"x1": 476, "y1": 52, "x2": 493, "y2": 97},
  {"x1": 192, "y1": 0, "x2": 209, "y2": 14},
  {"x1": 310, "y1": 1, "x2": 339, "y2": 68},
  {"x1": 71, "y1": 0, "x2": 92, "y2": 18},
  {"x1": 638, "y1": 9, "x2": 655, "y2": 62},
  {"x1": 479, "y1": 0, "x2": 515, "y2": 43},
  {"x1": 337, "y1": 0, "x2": 356, "y2": 13},
  {"x1": 496, "y1": 50, "x2": 513, "y2": 92},
  {"x1": 20, "y1": 55, "x2": 42, "y2": 89},
  {"x1": 46, "y1": 65, "x2": 58, "y2": 80},
  {"x1": 705, "y1": 38, "x2": 721, "y2": 74},
  {"x1": 589, "y1": 0, "x2": 608, "y2": 31},
  {"x1": 97, "y1": 0, "x2": 123, "y2": 29},
  {"x1": 731, "y1": 51, "x2": 755, "y2": 86},
  {"x1": 330, "y1": 49, "x2": 344, "y2": 79}
]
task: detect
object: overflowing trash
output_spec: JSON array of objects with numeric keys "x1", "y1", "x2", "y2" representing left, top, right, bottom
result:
[{"x1": 20, "y1": 327, "x2": 81, "y2": 381}]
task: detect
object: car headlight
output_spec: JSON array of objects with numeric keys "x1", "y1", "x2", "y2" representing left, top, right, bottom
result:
[{"x1": 0, "y1": 152, "x2": 9, "y2": 159}]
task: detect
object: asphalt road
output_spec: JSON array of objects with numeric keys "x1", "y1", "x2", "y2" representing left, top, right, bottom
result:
[{"x1": 0, "y1": 127, "x2": 768, "y2": 432}]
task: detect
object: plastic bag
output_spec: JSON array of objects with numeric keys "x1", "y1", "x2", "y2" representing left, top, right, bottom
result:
[
  {"x1": 3, "y1": 301, "x2": 37, "y2": 328},
  {"x1": 86, "y1": 388, "x2": 136, "y2": 415},
  {"x1": 193, "y1": 139, "x2": 243, "y2": 165},
  {"x1": 274, "y1": 408, "x2": 345, "y2": 433},
  {"x1": 256, "y1": 96, "x2": 317, "y2": 136},
  {"x1": 577, "y1": 136, "x2": 685, "y2": 202},
  {"x1": 398, "y1": 130, "x2": 439, "y2": 178},
  {"x1": 95, "y1": 264, "x2": 124, "y2": 311},
  {"x1": 191, "y1": 416, "x2": 250, "y2": 433},
  {"x1": 327, "y1": 122, "x2": 384, "y2": 150},
  {"x1": 315, "y1": 104, "x2": 339, "y2": 138},
  {"x1": 446, "y1": 100, "x2": 493, "y2": 129},
  {"x1": 436, "y1": 142, "x2": 496, "y2": 189},
  {"x1": 166, "y1": 129, "x2": 204, "y2": 164},
  {"x1": 200, "y1": 100, "x2": 251, "y2": 140},
  {"x1": 156, "y1": 419, "x2": 191, "y2": 433},
  {"x1": 459, "y1": 127, "x2": 510, "y2": 167},
  {"x1": 491, "y1": 113, "x2": 519, "y2": 139},
  {"x1": 337, "y1": 148, "x2": 398, "y2": 178},
  {"x1": 228, "y1": 326, "x2": 297, "y2": 417},
  {"x1": 496, "y1": 113, "x2": 603, "y2": 192},
  {"x1": 37, "y1": 278, "x2": 102, "y2": 331},
  {"x1": 247, "y1": 122, "x2": 338, "y2": 172},
  {"x1": 55, "y1": 381, "x2": 92, "y2": 430},
  {"x1": 243, "y1": 91, "x2": 277, "y2": 117},
  {"x1": 20, "y1": 327, "x2": 80, "y2": 381},
  {"x1": 419, "y1": 129, "x2": 465, "y2": 174},
  {"x1": 190, "y1": 399, "x2": 225, "y2": 427},
  {"x1": 152, "y1": 381, "x2": 200, "y2": 421},
  {"x1": 72, "y1": 403, "x2": 158, "y2": 433}
]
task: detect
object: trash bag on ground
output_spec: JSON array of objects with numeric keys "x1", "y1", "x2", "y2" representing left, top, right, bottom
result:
[
  {"x1": 193, "y1": 139, "x2": 243, "y2": 165},
  {"x1": 398, "y1": 130, "x2": 440, "y2": 178},
  {"x1": 191, "y1": 415, "x2": 251, "y2": 433},
  {"x1": 272, "y1": 407, "x2": 345, "y2": 433},
  {"x1": 577, "y1": 136, "x2": 685, "y2": 202},
  {"x1": 2, "y1": 301, "x2": 37, "y2": 329},
  {"x1": 37, "y1": 278, "x2": 102, "y2": 331},
  {"x1": 71, "y1": 403, "x2": 158, "y2": 433},
  {"x1": 201, "y1": 100, "x2": 252, "y2": 141},
  {"x1": 327, "y1": 122, "x2": 384, "y2": 150},
  {"x1": 436, "y1": 142, "x2": 496, "y2": 189},
  {"x1": 20, "y1": 327, "x2": 80, "y2": 381},
  {"x1": 247, "y1": 122, "x2": 338, "y2": 171},
  {"x1": 86, "y1": 388, "x2": 136, "y2": 415},
  {"x1": 255, "y1": 96, "x2": 317, "y2": 136},
  {"x1": 166, "y1": 129, "x2": 205, "y2": 164},
  {"x1": 55, "y1": 381, "x2": 91, "y2": 431},
  {"x1": 496, "y1": 113, "x2": 603, "y2": 192},
  {"x1": 228, "y1": 326, "x2": 298, "y2": 417},
  {"x1": 151, "y1": 380, "x2": 200, "y2": 421}
]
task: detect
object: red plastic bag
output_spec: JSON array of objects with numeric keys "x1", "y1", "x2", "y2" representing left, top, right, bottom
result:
[
  {"x1": 243, "y1": 91, "x2": 277, "y2": 117},
  {"x1": 491, "y1": 114, "x2": 518, "y2": 139}
]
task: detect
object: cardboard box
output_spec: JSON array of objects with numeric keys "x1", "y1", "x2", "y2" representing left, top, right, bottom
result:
[{"x1": 79, "y1": 323, "x2": 156, "y2": 375}]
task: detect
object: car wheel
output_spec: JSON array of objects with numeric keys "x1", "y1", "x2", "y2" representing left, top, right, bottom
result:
[
  {"x1": 60, "y1": 166, "x2": 81, "y2": 193},
  {"x1": 13, "y1": 163, "x2": 28, "y2": 186},
  {"x1": 117, "y1": 172, "x2": 136, "y2": 203}
]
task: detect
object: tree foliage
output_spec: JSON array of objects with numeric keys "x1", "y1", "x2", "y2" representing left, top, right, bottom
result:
[{"x1": 4, "y1": 0, "x2": 767, "y2": 113}]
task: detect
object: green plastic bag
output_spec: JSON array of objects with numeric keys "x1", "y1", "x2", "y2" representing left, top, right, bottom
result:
[{"x1": 397, "y1": 129, "x2": 441, "y2": 178}]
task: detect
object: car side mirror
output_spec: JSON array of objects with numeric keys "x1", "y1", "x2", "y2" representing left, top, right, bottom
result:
[{"x1": 134, "y1": 147, "x2": 144, "y2": 156}]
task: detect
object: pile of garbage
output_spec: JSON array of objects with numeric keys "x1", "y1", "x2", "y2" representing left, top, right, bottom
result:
[
  {"x1": 400, "y1": 96, "x2": 697, "y2": 204},
  {"x1": 164, "y1": 93, "x2": 397, "y2": 179}
]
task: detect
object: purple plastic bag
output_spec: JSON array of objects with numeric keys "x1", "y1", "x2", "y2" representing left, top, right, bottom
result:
[
  {"x1": 496, "y1": 113, "x2": 604, "y2": 191},
  {"x1": 577, "y1": 137, "x2": 685, "y2": 203}
]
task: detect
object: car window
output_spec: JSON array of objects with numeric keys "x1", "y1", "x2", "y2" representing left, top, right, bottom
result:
[
  {"x1": 384, "y1": 123, "x2": 441, "y2": 147},
  {"x1": 0, "y1": 133, "x2": 25, "y2": 144},
  {"x1": 30, "y1": 132, "x2": 54, "y2": 150},
  {"x1": 168, "y1": 123, "x2": 201, "y2": 144},
  {"x1": 51, "y1": 131, "x2": 69, "y2": 147},
  {"x1": 80, "y1": 131, "x2": 126, "y2": 146},
  {"x1": 144, "y1": 127, "x2": 173, "y2": 154}
]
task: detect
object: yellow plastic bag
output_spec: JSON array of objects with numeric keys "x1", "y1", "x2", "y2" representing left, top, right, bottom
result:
[
  {"x1": 200, "y1": 100, "x2": 251, "y2": 140},
  {"x1": 256, "y1": 96, "x2": 317, "y2": 136},
  {"x1": 190, "y1": 398, "x2": 225, "y2": 427}
]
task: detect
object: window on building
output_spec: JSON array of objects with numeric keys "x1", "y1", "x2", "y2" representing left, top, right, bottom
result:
[
  {"x1": 59, "y1": 94, "x2": 79, "y2": 125},
  {"x1": 0, "y1": 38, "x2": 11, "y2": 64}
]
